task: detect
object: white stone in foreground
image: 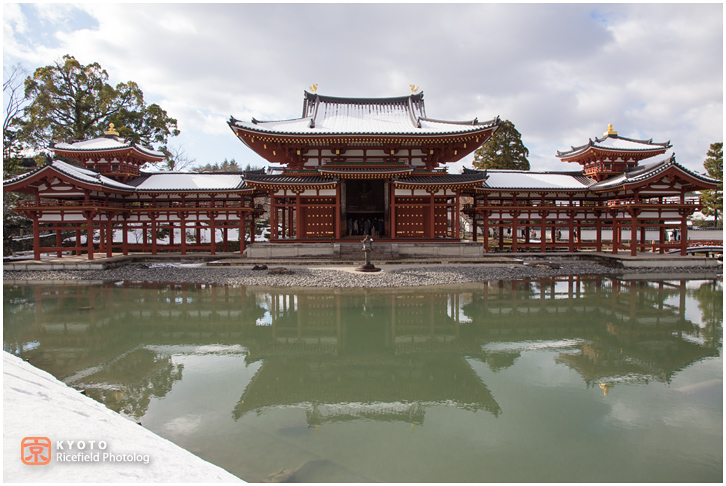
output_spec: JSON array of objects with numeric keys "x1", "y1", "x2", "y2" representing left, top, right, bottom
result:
[{"x1": 3, "y1": 351, "x2": 243, "y2": 483}]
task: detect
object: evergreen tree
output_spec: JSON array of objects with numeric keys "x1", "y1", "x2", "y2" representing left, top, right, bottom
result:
[
  {"x1": 16, "y1": 55, "x2": 179, "y2": 154},
  {"x1": 192, "y1": 159, "x2": 264, "y2": 173},
  {"x1": 472, "y1": 120, "x2": 530, "y2": 171},
  {"x1": 700, "y1": 142, "x2": 723, "y2": 224}
]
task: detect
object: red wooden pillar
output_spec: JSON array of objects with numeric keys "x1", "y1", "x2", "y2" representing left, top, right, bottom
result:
[
  {"x1": 630, "y1": 213, "x2": 638, "y2": 256},
  {"x1": 295, "y1": 193, "x2": 303, "y2": 239},
  {"x1": 390, "y1": 185, "x2": 397, "y2": 239},
  {"x1": 680, "y1": 214, "x2": 688, "y2": 256},
  {"x1": 659, "y1": 220, "x2": 665, "y2": 254},
  {"x1": 612, "y1": 218, "x2": 619, "y2": 255},
  {"x1": 32, "y1": 213, "x2": 41, "y2": 261},
  {"x1": 56, "y1": 228, "x2": 63, "y2": 257},
  {"x1": 250, "y1": 212, "x2": 256, "y2": 244},
  {"x1": 239, "y1": 213, "x2": 246, "y2": 255},
  {"x1": 472, "y1": 211, "x2": 478, "y2": 242},
  {"x1": 122, "y1": 219, "x2": 128, "y2": 255},
  {"x1": 334, "y1": 183, "x2": 341, "y2": 239},
  {"x1": 180, "y1": 215, "x2": 187, "y2": 255},
  {"x1": 106, "y1": 218, "x2": 113, "y2": 257},
  {"x1": 86, "y1": 215, "x2": 94, "y2": 260},
  {"x1": 511, "y1": 212, "x2": 518, "y2": 253},
  {"x1": 568, "y1": 212, "x2": 575, "y2": 252},
  {"x1": 498, "y1": 222, "x2": 504, "y2": 251},
  {"x1": 428, "y1": 191, "x2": 435, "y2": 238},
  {"x1": 151, "y1": 216, "x2": 158, "y2": 255},
  {"x1": 482, "y1": 211, "x2": 489, "y2": 253},
  {"x1": 540, "y1": 214, "x2": 547, "y2": 253},
  {"x1": 210, "y1": 215, "x2": 216, "y2": 255},
  {"x1": 75, "y1": 226, "x2": 82, "y2": 256},
  {"x1": 454, "y1": 193, "x2": 460, "y2": 240},
  {"x1": 595, "y1": 214, "x2": 602, "y2": 252}
]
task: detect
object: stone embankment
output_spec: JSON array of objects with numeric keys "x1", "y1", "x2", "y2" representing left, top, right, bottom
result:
[{"x1": 3, "y1": 260, "x2": 721, "y2": 288}]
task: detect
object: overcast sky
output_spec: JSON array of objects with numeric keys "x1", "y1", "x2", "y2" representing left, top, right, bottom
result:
[{"x1": 3, "y1": 3, "x2": 723, "y2": 174}]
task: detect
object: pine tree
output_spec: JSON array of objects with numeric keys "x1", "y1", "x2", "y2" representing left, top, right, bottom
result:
[
  {"x1": 17, "y1": 55, "x2": 178, "y2": 153},
  {"x1": 472, "y1": 120, "x2": 530, "y2": 171},
  {"x1": 700, "y1": 142, "x2": 723, "y2": 224}
]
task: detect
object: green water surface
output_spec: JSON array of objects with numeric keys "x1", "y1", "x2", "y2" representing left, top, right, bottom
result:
[{"x1": 3, "y1": 275, "x2": 722, "y2": 482}]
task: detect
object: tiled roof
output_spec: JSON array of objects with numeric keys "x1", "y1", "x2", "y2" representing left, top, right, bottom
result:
[
  {"x1": 230, "y1": 91, "x2": 500, "y2": 136},
  {"x1": 3, "y1": 160, "x2": 135, "y2": 191},
  {"x1": 557, "y1": 133, "x2": 671, "y2": 158},
  {"x1": 52, "y1": 135, "x2": 165, "y2": 159},
  {"x1": 590, "y1": 154, "x2": 720, "y2": 191},
  {"x1": 319, "y1": 167, "x2": 414, "y2": 174},
  {"x1": 129, "y1": 172, "x2": 246, "y2": 191},
  {"x1": 244, "y1": 174, "x2": 337, "y2": 184},
  {"x1": 395, "y1": 172, "x2": 489, "y2": 185},
  {"x1": 481, "y1": 170, "x2": 594, "y2": 190}
]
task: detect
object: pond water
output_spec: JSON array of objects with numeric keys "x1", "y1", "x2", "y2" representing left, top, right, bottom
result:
[{"x1": 3, "y1": 276, "x2": 722, "y2": 482}]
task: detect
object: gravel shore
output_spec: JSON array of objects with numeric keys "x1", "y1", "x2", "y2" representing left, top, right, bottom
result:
[{"x1": 3, "y1": 261, "x2": 722, "y2": 287}]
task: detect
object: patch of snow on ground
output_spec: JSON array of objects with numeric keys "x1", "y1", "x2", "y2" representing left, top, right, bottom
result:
[{"x1": 3, "y1": 351, "x2": 243, "y2": 483}]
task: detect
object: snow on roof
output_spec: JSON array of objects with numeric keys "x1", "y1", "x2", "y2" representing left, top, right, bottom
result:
[
  {"x1": 232, "y1": 92, "x2": 497, "y2": 135},
  {"x1": 557, "y1": 132, "x2": 671, "y2": 159},
  {"x1": 52, "y1": 160, "x2": 135, "y2": 191},
  {"x1": 53, "y1": 136, "x2": 165, "y2": 158},
  {"x1": 483, "y1": 171, "x2": 594, "y2": 190},
  {"x1": 590, "y1": 154, "x2": 720, "y2": 191},
  {"x1": 133, "y1": 172, "x2": 246, "y2": 191},
  {"x1": 593, "y1": 135, "x2": 664, "y2": 150}
]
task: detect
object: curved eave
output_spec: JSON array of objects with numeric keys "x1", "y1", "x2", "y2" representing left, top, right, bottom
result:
[
  {"x1": 228, "y1": 120, "x2": 498, "y2": 140},
  {"x1": 134, "y1": 187, "x2": 255, "y2": 195},
  {"x1": 475, "y1": 186, "x2": 589, "y2": 193},
  {"x1": 244, "y1": 179, "x2": 338, "y2": 191},
  {"x1": 557, "y1": 145, "x2": 668, "y2": 161},
  {"x1": 394, "y1": 179, "x2": 487, "y2": 190},
  {"x1": 52, "y1": 145, "x2": 165, "y2": 162},
  {"x1": 319, "y1": 168, "x2": 414, "y2": 179},
  {"x1": 622, "y1": 165, "x2": 720, "y2": 192},
  {"x1": 3, "y1": 164, "x2": 134, "y2": 194}
]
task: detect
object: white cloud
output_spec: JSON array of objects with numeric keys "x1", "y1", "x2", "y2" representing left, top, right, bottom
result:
[{"x1": 3, "y1": 3, "x2": 722, "y2": 172}]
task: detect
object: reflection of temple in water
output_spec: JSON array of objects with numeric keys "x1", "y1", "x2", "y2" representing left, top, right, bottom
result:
[{"x1": 3, "y1": 276, "x2": 720, "y2": 421}]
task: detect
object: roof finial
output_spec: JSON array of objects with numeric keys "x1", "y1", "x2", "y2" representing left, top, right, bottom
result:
[
  {"x1": 410, "y1": 84, "x2": 419, "y2": 93},
  {"x1": 605, "y1": 124, "x2": 617, "y2": 136},
  {"x1": 309, "y1": 83, "x2": 318, "y2": 93},
  {"x1": 104, "y1": 123, "x2": 119, "y2": 136}
]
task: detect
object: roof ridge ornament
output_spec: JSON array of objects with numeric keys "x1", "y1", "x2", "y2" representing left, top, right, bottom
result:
[
  {"x1": 410, "y1": 84, "x2": 419, "y2": 93},
  {"x1": 309, "y1": 84, "x2": 318, "y2": 93},
  {"x1": 104, "y1": 123, "x2": 120, "y2": 137},
  {"x1": 604, "y1": 124, "x2": 617, "y2": 136}
]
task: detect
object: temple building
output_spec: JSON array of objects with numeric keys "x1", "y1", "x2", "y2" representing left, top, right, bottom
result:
[
  {"x1": 229, "y1": 91, "x2": 499, "y2": 241},
  {"x1": 3, "y1": 124, "x2": 264, "y2": 260},
  {"x1": 464, "y1": 125, "x2": 720, "y2": 255},
  {"x1": 3, "y1": 91, "x2": 720, "y2": 260}
]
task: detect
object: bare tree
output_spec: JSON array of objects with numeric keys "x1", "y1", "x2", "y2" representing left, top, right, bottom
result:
[
  {"x1": 4, "y1": 64, "x2": 29, "y2": 175},
  {"x1": 144, "y1": 144, "x2": 196, "y2": 171}
]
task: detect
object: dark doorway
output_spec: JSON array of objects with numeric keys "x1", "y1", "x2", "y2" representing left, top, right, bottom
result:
[{"x1": 344, "y1": 180, "x2": 387, "y2": 237}]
